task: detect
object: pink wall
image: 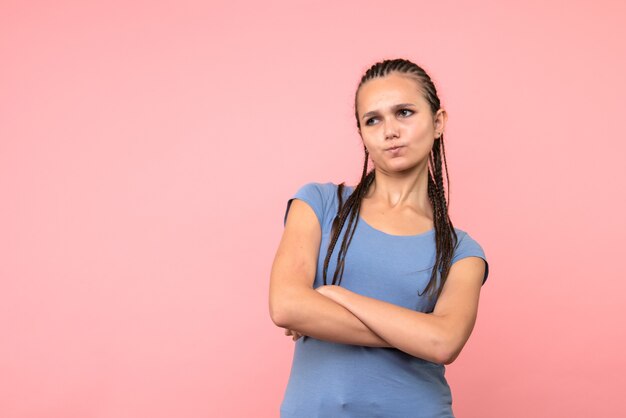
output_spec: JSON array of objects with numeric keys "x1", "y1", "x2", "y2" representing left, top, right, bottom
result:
[{"x1": 1, "y1": 1, "x2": 624, "y2": 417}]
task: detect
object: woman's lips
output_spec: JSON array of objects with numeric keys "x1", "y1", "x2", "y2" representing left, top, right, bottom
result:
[{"x1": 386, "y1": 145, "x2": 405, "y2": 153}]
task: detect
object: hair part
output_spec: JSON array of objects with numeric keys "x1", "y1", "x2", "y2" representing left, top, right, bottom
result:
[{"x1": 322, "y1": 58, "x2": 458, "y2": 302}]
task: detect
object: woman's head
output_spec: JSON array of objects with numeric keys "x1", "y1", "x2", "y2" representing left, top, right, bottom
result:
[{"x1": 354, "y1": 59, "x2": 448, "y2": 174}]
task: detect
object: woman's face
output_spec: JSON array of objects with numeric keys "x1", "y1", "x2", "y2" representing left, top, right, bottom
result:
[{"x1": 356, "y1": 73, "x2": 446, "y2": 174}]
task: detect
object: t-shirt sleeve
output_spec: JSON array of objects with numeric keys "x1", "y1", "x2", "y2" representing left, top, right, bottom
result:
[
  {"x1": 283, "y1": 182, "x2": 327, "y2": 228},
  {"x1": 452, "y1": 232, "x2": 490, "y2": 285}
]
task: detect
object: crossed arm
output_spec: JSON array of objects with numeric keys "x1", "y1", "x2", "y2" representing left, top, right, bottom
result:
[{"x1": 269, "y1": 199, "x2": 486, "y2": 365}]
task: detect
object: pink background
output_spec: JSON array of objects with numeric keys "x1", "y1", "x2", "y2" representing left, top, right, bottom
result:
[{"x1": 1, "y1": 1, "x2": 625, "y2": 417}]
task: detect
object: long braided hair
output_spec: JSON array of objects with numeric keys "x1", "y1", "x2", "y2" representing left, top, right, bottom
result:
[{"x1": 321, "y1": 58, "x2": 458, "y2": 302}]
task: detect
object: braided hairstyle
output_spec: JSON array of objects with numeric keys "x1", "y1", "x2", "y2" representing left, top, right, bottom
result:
[{"x1": 321, "y1": 58, "x2": 458, "y2": 302}]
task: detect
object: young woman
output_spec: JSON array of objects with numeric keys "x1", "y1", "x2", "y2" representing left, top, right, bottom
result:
[{"x1": 269, "y1": 58, "x2": 490, "y2": 418}]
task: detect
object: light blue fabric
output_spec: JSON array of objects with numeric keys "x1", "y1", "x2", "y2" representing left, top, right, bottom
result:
[{"x1": 280, "y1": 182, "x2": 489, "y2": 418}]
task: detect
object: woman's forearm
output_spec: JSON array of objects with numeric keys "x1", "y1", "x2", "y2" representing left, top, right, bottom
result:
[
  {"x1": 274, "y1": 287, "x2": 392, "y2": 348},
  {"x1": 316, "y1": 285, "x2": 459, "y2": 364}
]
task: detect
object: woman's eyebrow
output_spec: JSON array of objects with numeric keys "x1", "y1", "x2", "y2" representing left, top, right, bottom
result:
[{"x1": 362, "y1": 103, "x2": 416, "y2": 121}]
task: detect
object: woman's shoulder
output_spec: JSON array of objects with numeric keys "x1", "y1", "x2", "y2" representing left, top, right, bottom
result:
[
  {"x1": 451, "y1": 227, "x2": 482, "y2": 252},
  {"x1": 295, "y1": 181, "x2": 355, "y2": 198},
  {"x1": 451, "y1": 227, "x2": 483, "y2": 246},
  {"x1": 288, "y1": 181, "x2": 355, "y2": 226}
]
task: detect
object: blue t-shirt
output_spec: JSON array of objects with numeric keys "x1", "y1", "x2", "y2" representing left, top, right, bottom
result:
[{"x1": 280, "y1": 182, "x2": 489, "y2": 418}]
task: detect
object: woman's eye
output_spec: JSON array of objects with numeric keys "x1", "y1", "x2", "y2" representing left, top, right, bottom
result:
[{"x1": 365, "y1": 110, "x2": 411, "y2": 126}]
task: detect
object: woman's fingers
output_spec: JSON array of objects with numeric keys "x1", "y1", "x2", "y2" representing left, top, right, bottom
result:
[{"x1": 284, "y1": 328, "x2": 303, "y2": 340}]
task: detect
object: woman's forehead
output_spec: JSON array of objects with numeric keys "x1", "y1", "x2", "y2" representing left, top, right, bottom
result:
[{"x1": 357, "y1": 74, "x2": 426, "y2": 111}]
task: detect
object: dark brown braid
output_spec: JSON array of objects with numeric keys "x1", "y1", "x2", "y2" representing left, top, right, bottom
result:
[{"x1": 322, "y1": 58, "x2": 458, "y2": 302}]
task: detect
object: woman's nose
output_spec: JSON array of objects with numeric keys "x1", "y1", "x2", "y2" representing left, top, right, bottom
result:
[{"x1": 384, "y1": 118, "x2": 399, "y2": 139}]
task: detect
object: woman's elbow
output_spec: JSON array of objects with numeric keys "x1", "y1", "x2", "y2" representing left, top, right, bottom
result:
[
  {"x1": 439, "y1": 350, "x2": 459, "y2": 365},
  {"x1": 269, "y1": 290, "x2": 298, "y2": 328},
  {"x1": 269, "y1": 295, "x2": 289, "y2": 327},
  {"x1": 270, "y1": 304, "x2": 291, "y2": 328},
  {"x1": 437, "y1": 337, "x2": 467, "y2": 365},
  {"x1": 430, "y1": 345, "x2": 454, "y2": 365}
]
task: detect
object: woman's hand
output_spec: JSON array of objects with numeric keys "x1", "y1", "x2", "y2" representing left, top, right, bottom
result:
[{"x1": 284, "y1": 328, "x2": 303, "y2": 341}]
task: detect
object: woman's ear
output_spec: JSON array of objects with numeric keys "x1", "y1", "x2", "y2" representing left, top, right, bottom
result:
[{"x1": 434, "y1": 108, "x2": 448, "y2": 134}]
